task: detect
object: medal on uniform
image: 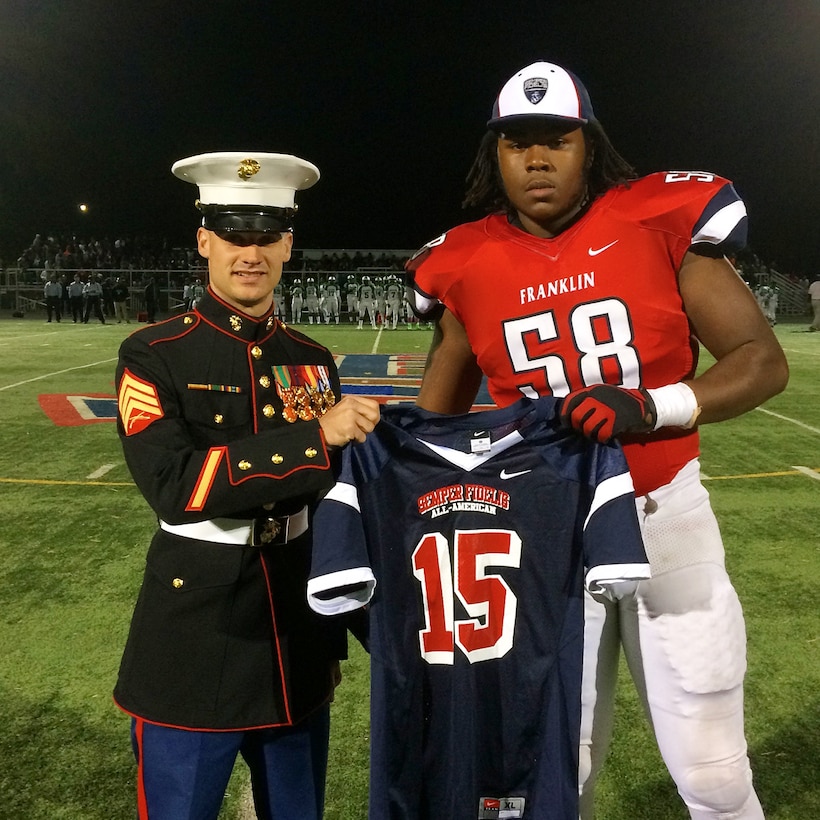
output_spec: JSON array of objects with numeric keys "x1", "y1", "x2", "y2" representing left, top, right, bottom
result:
[
  {"x1": 278, "y1": 386, "x2": 299, "y2": 422},
  {"x1": 272, "y1": 365, "x2": 336, "y2": 423},
  {"x1": 302, "y1": 365, "x2": 335, "y2": 417},
  {"x1": 294, "y1": 386, "x2": 315, "y2": 421}
]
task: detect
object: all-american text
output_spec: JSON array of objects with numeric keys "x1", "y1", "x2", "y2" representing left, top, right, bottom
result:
[{"x1": 418, "y1": 483, "x2": 511, "y2": 516}]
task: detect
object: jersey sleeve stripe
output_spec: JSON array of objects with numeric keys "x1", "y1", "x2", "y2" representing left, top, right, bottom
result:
[
  {"x1": 583, "y1": 471, "x2": 635, "y2": 530},
  {"x1": 324, "y1": 481, "x2": 360, "y2": 511},
  {"x1": 307, "y1": 568, "x2": 376, "y2": 615},
  {"x1": 692, "y1": 200, "x2": 747, "y2": 246},
  {"x1": 585, "y1": 562, "x2": 652, "y2": 595},
  {"x1": 410, "y1": 290, "x2": 440, "y2": 316}
]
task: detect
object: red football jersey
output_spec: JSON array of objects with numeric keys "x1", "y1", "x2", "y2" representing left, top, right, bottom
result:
[{"x1": 409, "y1": 171, "x2": 748, "y2": 495}]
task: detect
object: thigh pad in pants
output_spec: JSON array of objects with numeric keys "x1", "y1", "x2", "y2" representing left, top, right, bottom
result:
[{"x1": 639, "y1": 562, "x2": 747, "y2": 696}]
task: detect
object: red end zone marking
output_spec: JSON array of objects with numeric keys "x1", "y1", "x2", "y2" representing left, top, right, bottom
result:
[{"x1": 38, "y1": 394, "x2": 117, "y2": 426}]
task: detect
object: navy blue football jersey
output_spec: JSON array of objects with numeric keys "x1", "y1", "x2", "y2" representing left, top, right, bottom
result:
[{"x1": 309, "y1": 398, "x2": 649, "y2": 819}]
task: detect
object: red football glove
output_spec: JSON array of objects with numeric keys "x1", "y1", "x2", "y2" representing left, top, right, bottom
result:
[{"x1": 559, "y1": 385, "x2": 657, "y2": 444}]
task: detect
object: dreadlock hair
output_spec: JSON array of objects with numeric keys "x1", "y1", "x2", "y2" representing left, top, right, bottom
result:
[{"x1": 462, "y1": 119, "x2": 637, "y2": 214}]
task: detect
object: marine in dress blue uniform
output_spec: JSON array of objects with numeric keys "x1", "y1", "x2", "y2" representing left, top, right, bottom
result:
[{"x1": 114, "y1": 151, "x2": 380, "y2": 820}]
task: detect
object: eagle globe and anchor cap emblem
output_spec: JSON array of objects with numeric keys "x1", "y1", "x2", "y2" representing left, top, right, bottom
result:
[
  {"x1": 237, "y1": 157, "x2": 262, "y2": 180},
  {"x1": 523, "y1": 76, "x2": 549, "y2": 105}
]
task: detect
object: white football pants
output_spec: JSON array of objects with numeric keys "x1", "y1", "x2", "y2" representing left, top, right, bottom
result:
[{"x1": 579, "y1": 458, "x2": 764, "y2": 820}]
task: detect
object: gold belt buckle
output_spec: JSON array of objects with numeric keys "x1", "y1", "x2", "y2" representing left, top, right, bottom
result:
[{"x1": 252, "y1": 515, "x2": 289, "y2": 546}]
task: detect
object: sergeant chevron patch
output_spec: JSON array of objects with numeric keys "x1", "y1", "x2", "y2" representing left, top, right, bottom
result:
[{"x1": 118, "y1": 368, "x2": 164, "y2": 435}]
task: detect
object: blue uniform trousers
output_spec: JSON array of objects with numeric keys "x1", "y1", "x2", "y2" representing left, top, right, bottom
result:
[{"x1": 131, "y1": 705, "x2": 330, "y2": 820}]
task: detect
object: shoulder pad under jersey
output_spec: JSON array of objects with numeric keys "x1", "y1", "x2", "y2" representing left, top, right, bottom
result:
[
  {"x1": 405, "y1": 218, "x2": 492, "y2": 274},
  {"x1": 617, "y1": 172, "x2": 747, "y2": 255}
]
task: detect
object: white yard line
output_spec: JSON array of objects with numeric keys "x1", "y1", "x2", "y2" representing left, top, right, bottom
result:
[
  {"x1": 0, "y1": 358, "x2": 117, "y2": 391},
  {"x1": 87, "y1": 464, "x2": 117, "y2": 480},
  {"x1": 754, "y1": 406, "x2": 820, "y2": 435},
  {"x1": 781, "y1": 346, "x2": 820, "y2": 358},
  {"x1": 792, "y1": 466, "x2": 820, "y2": 482},
  {"x1": 0, "y1": 324, "x2": 101, "y2": 342},
  {"x1": 370, "y1": 326, "x2": 384, "y2": 354},
  {"x1": 0, "y1": 331, "x2": 63, "y2": 343}
]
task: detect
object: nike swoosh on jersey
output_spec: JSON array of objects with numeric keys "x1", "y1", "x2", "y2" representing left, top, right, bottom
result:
[
  {"x1": 499, "y1": 469, "x2": 533, "y2": 480},
  {"x1": 588, "y1": 240, "x2": 619, "y2": 256}
]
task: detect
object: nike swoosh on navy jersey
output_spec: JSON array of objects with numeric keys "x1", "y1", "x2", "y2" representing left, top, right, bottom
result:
[
  {"x1": 499, "y1": 469, "x2": 533, "y2": 479},
  {"x1": 588, "y1": 240, "x2": 619, "y2": 256}
]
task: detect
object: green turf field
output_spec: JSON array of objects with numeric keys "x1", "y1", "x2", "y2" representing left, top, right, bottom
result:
[{"x1": 0, "y1": 314, "x2": 816, "y2": 819}]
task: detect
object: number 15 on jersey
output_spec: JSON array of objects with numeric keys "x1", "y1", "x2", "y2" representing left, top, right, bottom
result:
[{"x1": 412, "y1": 529, "x2": 521, "y2": 665}]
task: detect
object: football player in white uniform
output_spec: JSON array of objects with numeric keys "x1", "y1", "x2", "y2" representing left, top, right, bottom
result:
[
  {"x1": 321, "y1": 275, "x2": 341, "y2": 324},
  {"x1": 384, "y1": 276, "x2": 403, "y2": 330},
  {"x1": 290, "y1": 277, "x2": 304, "y2": 323},
  {"x1": 357, "y1": 276, "x2": 377, "y2": 330},
  {"x1": 345, "y1": 275, "x2": 359, "y2": 322},
  {"x1": 272, "y1": 281, "x2": 286, "y2": 321},
  {"x1": 304, "y1": 277, "x2": 320, "y2": 324}
]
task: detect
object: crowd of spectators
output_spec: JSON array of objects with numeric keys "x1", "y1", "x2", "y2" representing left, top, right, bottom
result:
[
  {"x1": 16, "y1": 232, "x2": 197, "y2": 275},
  {"x1": 12, "y1": 233, "x2": 410, "y2": 278},
  {"x1": 301, "y1": 250, "x2": 408, "y2": 272},
  {"x1": 4, "y1": 233, "x2": 412, "y2": 318},
  {"x1": 734, "y1": 248, "x2": 810, "y2": 293}
]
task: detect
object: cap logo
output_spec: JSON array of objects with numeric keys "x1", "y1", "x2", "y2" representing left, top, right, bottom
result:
[
  {"x1": 523, "y1": 77, "x2": 549, "y2": 104},
  {"x1": 237, "y1": 158, "x2": 261, "y2": 180}
]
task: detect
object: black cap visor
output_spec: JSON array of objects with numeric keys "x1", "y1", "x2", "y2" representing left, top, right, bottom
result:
[
  {"x1": 198, "y1": 204, "x2": 295, "y2": 233},
  {"x1": 487, "y1": 113, "x2": 587, "y2": 134}
]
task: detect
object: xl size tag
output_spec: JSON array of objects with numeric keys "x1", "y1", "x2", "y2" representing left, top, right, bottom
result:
[{"x1": 478, "y1": 796, "x2": 526, "y2": 819}]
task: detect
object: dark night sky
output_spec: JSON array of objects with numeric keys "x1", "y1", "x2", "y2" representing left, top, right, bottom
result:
[{"x1": 1, "y1": 0, "x2": 818, "y2": 274}]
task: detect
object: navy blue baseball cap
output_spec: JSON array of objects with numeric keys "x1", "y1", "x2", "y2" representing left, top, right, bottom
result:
[{"x1": 488, "y1": 61, "x2": 596, "y2": 133}]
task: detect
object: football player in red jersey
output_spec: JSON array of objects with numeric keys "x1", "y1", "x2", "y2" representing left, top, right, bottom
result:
[{"x1": 407, "y1": 62, "x2": 788, "y2": 820}]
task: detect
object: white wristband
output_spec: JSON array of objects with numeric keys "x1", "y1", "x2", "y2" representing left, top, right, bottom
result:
[{"x1": 647, "y1": 383, "x2": 701, "y2": 430}]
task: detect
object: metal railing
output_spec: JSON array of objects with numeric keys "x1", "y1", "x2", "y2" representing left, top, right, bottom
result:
[{"x1": 1, "y1": 266, "x2": 410, "y2": 316}]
